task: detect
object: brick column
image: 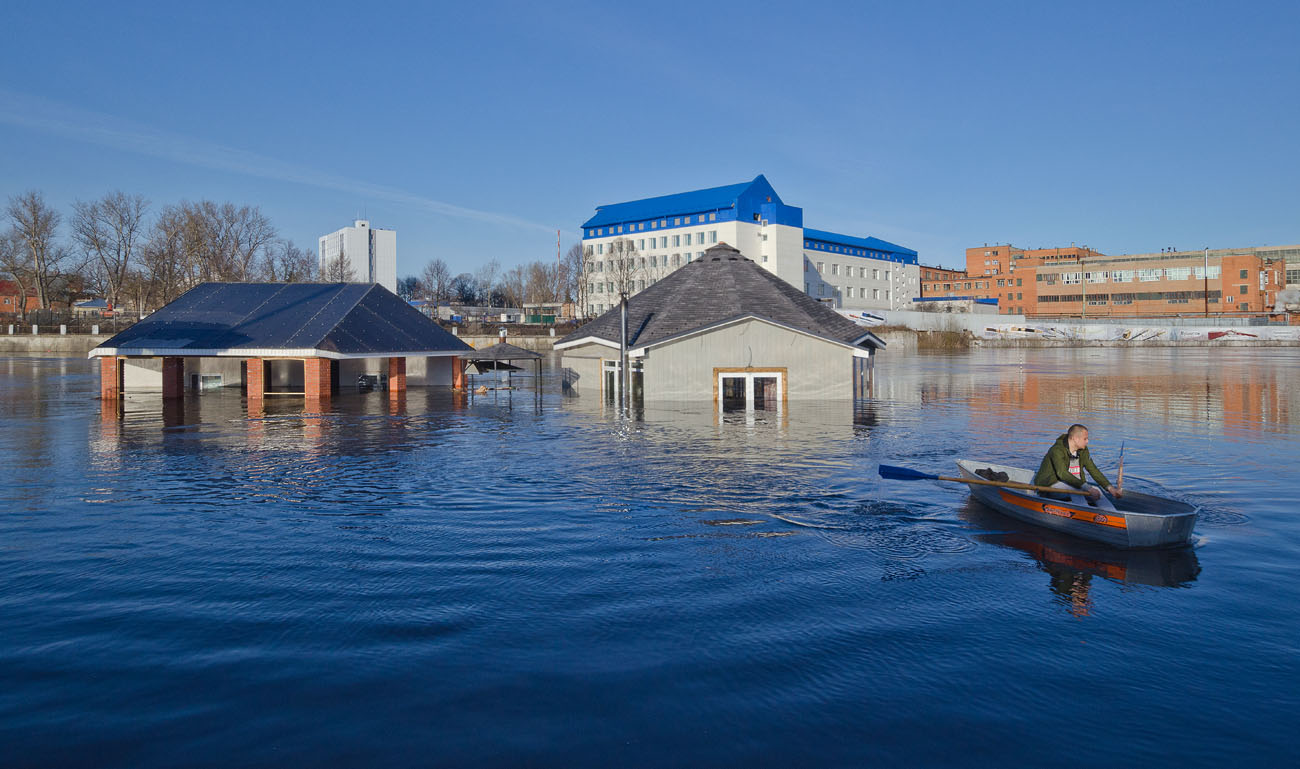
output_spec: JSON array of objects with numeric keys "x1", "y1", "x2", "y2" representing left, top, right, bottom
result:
[
  {"x1": 388, "y1": 356, "x2": 407, "y2": 398},
  {"x1": 161, "y1": 356, "x2": 185, "y2": 400},
  {"x1": 99, "y1": 356, "x2": 122, "y2": 400},
  {"x1": 246, "y1": 357, "x2": 266, "y2": 414},
  {"x1": 300, "y1": 358, "x2": 327, "y2": 402},
  {"x1": 451, "y1": 356, "x2": 466, "y2": 390}
]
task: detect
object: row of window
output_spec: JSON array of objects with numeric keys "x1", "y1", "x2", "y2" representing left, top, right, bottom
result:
[
  {"x1": 805, "y1": 241, "x2": 897, "y2": 260},
  {"x1": 1039, "y1": 290, "x2": 1224, "y2": 302},
  {"x1": 926, "y1": 277, "x2": 1024, "y2": 291},
  {"x1": 812, "y1": 262, "x2": 892, "y2": 280},
  {"x1": 590, "y1": 280, "x2": 651, "y2": 295},
  {"x1": 587, "y1": 213, "x2": 719, "y2": 238},
  {"x1": 1039, "y1": 266, "x2": 1225, "y2": 284},
  {"x1": 591, "y1": 231, "x2": 719, "y2": 254},
  {"x1": 588, "y1": 253, "x2": 701, "y2": 273},
  {"x1": 804, "y1": 283, "x2": 891, "y2": 301}
]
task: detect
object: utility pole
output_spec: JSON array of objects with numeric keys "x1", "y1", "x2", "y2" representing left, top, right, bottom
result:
[
  {"x1": 1204, "y1": 247, "x2": 1210, "y2": 317},
  {"x1": 1080, "y1": 253, "x2": 1087, "y2": 321},
  {"x1": 619, "y1": 291, "x2": 629, "y2": 416}
]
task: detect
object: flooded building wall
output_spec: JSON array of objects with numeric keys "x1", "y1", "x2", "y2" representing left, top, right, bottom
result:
[{"x1": 643, "y1": 320, "x2": 855, "y2": 401}]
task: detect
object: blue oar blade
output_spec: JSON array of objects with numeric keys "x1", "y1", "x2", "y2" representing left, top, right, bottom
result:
[{"x1": 878, "y1": 464, "x2": 939, "y2": 481}]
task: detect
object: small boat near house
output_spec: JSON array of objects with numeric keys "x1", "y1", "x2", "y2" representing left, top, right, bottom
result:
[{"x1": 955, "y1": 460, "x2": 1198, "y2": 549}]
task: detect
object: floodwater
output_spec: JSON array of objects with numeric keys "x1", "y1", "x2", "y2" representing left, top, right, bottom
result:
[{"x1": 1, "y1": 348, "x2": 1297, "y2": 767}]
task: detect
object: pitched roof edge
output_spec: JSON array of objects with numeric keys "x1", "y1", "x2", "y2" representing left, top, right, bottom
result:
[{"x1": 628, "y1": 313, "x2": 875, "y2": 353}]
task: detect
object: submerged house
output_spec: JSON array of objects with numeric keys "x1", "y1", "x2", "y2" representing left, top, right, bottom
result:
[
  {"x1": 90, "y1": 282, "x2": 472, "y2": 403},
  {"x1": 555, "y1": 244, "x2": 884, "y2": 410}
]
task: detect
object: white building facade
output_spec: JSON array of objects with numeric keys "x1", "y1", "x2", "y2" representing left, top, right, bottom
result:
[
  {"x1": 580, "y1": 175, "x2": 919, "y2": 317},
  {"x1": 318, "y1": 220, "x2": 397, "y2": 293}
]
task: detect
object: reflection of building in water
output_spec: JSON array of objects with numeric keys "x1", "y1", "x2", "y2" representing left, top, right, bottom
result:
[{"x1": 912, "y1": 349, "x2": 1296, "y2": 434}]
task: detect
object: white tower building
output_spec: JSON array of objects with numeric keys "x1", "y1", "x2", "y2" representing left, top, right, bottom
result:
[{"x1": 318, "y1": 220, "x2": 397, "y2": 293}]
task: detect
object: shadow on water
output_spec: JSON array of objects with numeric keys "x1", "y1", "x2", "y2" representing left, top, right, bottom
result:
[{"x1": 958, "y1": 497, "x2": 1200, "y2": 615}]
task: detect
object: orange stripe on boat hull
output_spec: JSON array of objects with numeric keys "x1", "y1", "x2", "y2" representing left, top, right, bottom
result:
[{"x1": 998, "y1": 489, "x2": 1128, "y2": 530}]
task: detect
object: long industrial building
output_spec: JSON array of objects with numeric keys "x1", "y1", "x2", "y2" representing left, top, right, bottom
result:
[
  {"x1": 580, "y1": 175, "x2": 919, "y2": 317},
  {"x1": 921, "y1": 244, "x2": 1298, "y2": 318}
]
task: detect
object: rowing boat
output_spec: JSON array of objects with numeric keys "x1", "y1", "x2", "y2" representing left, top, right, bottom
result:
[{"x1": 955, "y1": 459, "x2": 1198, "y2": 549}]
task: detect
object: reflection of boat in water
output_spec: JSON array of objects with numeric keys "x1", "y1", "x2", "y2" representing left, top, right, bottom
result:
[
  {"x1": 960, "y1": 498, "x2": 1201, "y2": 589},
  {"x1": 955, "y1": 460, "x2": 1198, "y2": 548}
]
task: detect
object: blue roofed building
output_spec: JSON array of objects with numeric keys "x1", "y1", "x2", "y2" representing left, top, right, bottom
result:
[{"x1": 580, "y1": 175, "x2": 919, "y2": 317}]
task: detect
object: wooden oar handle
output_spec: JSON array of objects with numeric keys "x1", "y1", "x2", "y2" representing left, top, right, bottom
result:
[{"x1": 937, "y1": 474, "x2": 1095, "y2": 497}]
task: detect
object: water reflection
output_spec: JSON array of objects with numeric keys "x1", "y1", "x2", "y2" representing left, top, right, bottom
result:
[
  {"x1": 960, "y1": 499, "x2": 1200, "y2": 617},
  {"x1": 876, "y1": 348, "x2": 1298, "y2": 435}
]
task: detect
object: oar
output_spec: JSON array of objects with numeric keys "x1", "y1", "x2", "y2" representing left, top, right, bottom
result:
[
  {"x1": 878, "y1": 464, "x2": 1096, "y2": 496},
  {"x1": 1116, "y1": 441, "x2": 1125, "y2": 495}
]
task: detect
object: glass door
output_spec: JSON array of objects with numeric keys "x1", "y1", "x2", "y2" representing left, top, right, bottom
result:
[{"x1": 716, "y1": 371, "x2": 783, "y2": 413}]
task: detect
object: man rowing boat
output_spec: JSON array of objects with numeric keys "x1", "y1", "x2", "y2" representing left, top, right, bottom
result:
[{"x1": 1034, "y1": 424, "x2": 1122, "y2": 509}]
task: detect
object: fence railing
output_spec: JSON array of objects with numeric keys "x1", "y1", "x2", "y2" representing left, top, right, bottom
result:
[{"x1": 2, "y1": 314, "x2": 139, "y2": 335}]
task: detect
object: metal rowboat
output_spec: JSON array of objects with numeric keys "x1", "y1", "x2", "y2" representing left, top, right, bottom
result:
[{"x1": 955, "y1": 459, "x2": 1198, "y2": 549}]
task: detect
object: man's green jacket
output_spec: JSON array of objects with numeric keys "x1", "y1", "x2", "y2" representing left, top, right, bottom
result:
[{"x1": 1033, "y1": 434, "x2": 1112, "y2": 490}]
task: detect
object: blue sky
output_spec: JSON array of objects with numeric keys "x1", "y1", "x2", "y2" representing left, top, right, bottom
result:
[{"x1": 2, "y1": 0, "x2": 1297, "y2": 274}]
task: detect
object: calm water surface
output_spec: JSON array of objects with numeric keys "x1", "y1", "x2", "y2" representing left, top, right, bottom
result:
[{"x1": 1, "y1": 348, "x2": 1297, "y2": 767}]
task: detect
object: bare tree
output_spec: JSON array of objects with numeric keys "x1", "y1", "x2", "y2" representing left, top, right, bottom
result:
[
  {"x1": 420, "y1": 258, "x2": 451, "y2": 303},
  {"x1": 320, "y1": 240, "x2": 357, "y2": 282},
  {"x1": 501, "y1": 264, "x2": 528, "y2": 308},
  {"x1": 563, "y1": 243, "x2": 590, "y2": 318},
  {"x1": 263, "y1": 239, "x2": 316, "y2": 282},
  {"x1": 71, "y1": 192, "x2": 149, "y2": 309},
  {"x1": 474, "y1": 258, "x2": 501, "y2": 307},
  {"x1": 605, "y1": 238, "x2": 650, "y2": 298},
  {"x1": 6, "y1": 190, "x2": 69, "y2": 310},
  {"x1": 0, "y1": 230, "x2": 33, "y2": 318},
  {"x1": 140, "y1": 205, "x2": 191, "y2": 305}
]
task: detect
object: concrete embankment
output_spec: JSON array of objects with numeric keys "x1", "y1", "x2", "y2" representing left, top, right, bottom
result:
[{"x1": 0, "y1": 334, "x2": 110, "y2": 354}]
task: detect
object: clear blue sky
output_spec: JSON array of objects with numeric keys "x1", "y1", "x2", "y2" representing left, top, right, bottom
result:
[{"x1": 2, "y1": 0, "x2": 1297, "y2": 274}]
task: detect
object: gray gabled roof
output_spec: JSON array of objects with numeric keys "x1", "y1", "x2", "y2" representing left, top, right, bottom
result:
[
  {"x1": 557, "y1": 244, "x2": 884, "y2": 351},
  {"x1": 91, "y1": 282, "x2": 473, "y2": 358},
  {"x1": 463, "y1": 341, "x2": 543, "y2": 361}
]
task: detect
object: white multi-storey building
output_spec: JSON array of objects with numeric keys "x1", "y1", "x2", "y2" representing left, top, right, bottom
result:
[
  {"x1": 318, "y1": 220, "x2": 397, "y2": 294},
  {"x1": 580, "y1": 175, "x2": 919, "y2": 317}
]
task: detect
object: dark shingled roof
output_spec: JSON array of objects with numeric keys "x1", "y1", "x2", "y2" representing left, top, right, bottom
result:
[
  {"x1": 558, "y1": 244, "x2": 883, "y2": 350},
  {"x1": 463, "y1": 342, "x2": 543, "y2": 361},
  {"x1": 93, "y1": 282, "x2": 472, "y2": 357}
]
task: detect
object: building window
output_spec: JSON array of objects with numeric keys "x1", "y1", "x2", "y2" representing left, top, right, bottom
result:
[
  {"x1": 1240, "y1": 284, "x2": 1248, "y2": 294},
  {"x1": 683, "y1": 233, "x2": 692, "y2": 246},
  {"x1": 1240, "y1": 269, "x2": 1249, "y2": 278},
  {"x1": 831, "y1": 264, "x2": 839, "y2": 275},
  {"x1": 710, "y1": 230, "x2": 718, "y2": 243},
  {"x1": 846, "y1": 287, "x2": 854, "y2": 299},
  {"x1": 672, "y1": 235, "x2": 680, "y2": 247},
  {"x1": 709, "y1": 213, "x2": 716, "y2": 221}
]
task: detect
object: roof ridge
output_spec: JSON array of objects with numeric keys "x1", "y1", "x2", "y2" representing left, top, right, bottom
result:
[{"x1": 299, "y1": 283, "x2": 373, "y2": 348}]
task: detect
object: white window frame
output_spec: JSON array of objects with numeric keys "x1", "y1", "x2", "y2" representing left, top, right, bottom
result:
[{"x1": 716, "y1": 370, "x2": 784, "y2": 414}]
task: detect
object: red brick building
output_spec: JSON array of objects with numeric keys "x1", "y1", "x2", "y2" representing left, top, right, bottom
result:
[{"x1": 920, "y1": 244, "x2": 1294, "y2": 318}]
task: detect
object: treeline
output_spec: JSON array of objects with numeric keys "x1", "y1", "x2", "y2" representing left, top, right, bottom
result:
[
  {"x1": 1, "y1": 190, "x2": 316, "y2": 317},
  {"x1": 402, "y1": 245, "x2": 582, "y2": 309},
  {"x1": 3, "y1": 189, "x2": 590, "y2": 319}
]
